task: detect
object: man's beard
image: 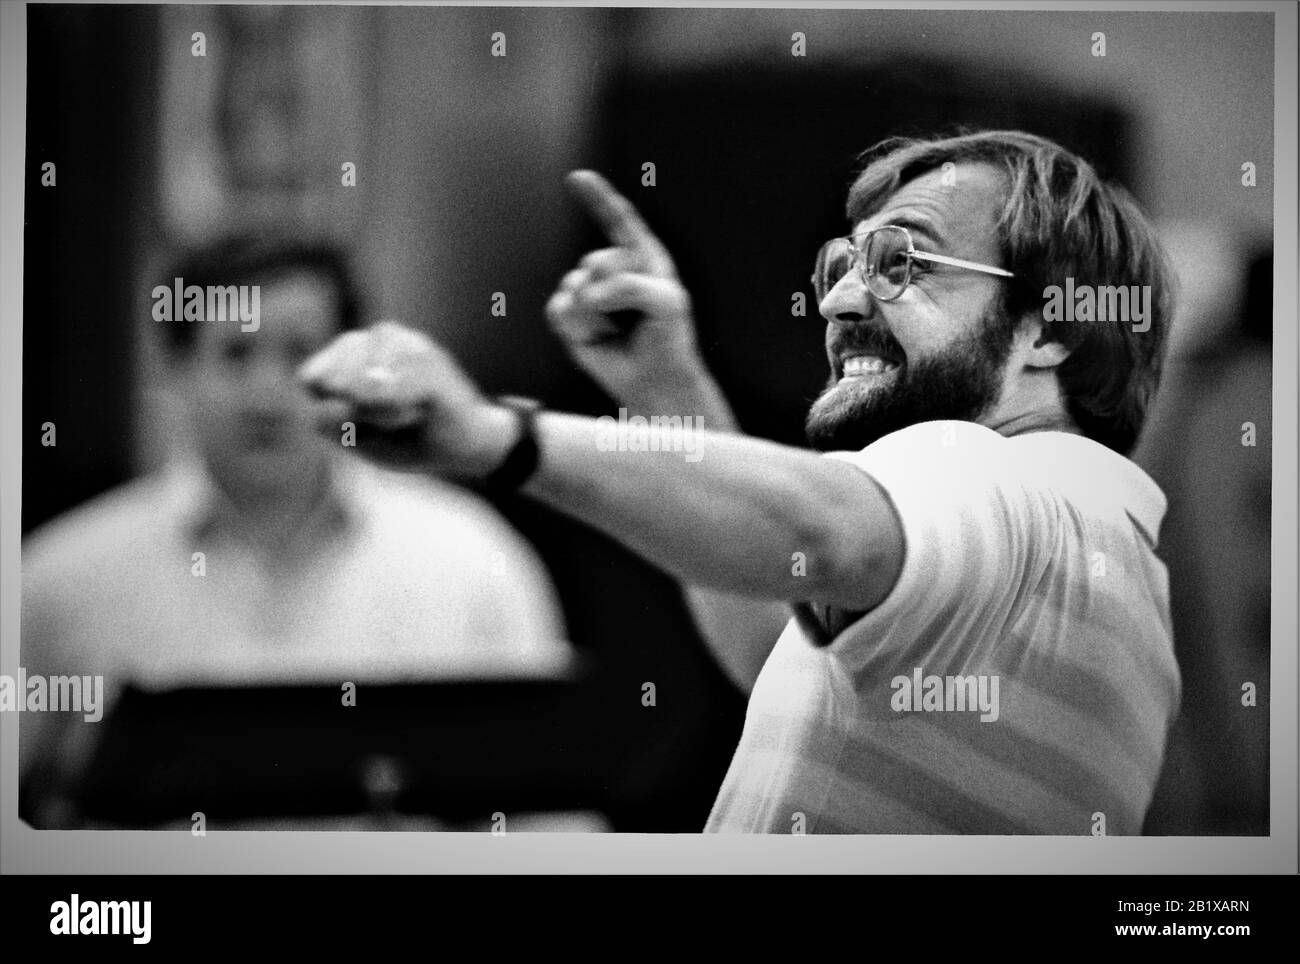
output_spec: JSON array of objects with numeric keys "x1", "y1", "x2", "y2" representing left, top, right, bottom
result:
[{"x1": 804, "y1": 299, "x2": 1017, "y2": 452}]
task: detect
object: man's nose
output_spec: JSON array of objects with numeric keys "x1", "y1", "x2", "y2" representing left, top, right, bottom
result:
[{"x1": 818, "y1": 271, "x2": 879, "y2": 326}]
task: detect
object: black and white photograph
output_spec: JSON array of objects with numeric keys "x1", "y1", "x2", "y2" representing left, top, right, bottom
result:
[{"x1": 0, "y1": 0, "x2": 1294, "y2": 907}]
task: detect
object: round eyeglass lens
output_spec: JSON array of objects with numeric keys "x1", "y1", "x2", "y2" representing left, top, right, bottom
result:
[{"x1": 866, "y1": 227, "x2": 912, "y2": 299}]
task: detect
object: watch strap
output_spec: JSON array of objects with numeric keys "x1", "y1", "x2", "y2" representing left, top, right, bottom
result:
[{"x1": 481, "y1": 396, "x2": 542, "y2": 494}]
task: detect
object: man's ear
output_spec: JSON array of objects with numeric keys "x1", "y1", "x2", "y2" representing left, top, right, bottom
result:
[{"x1": 1024, "y1": 318, "x2": 1072, "y2": 369}]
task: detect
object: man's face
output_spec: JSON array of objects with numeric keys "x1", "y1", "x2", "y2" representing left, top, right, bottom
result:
[
  {"x1": 184, "y1": 270, "x2": 340, "y2": 492},
  {"x1": 805, "y1": 162, "x2": 1019, "y2": 452}
]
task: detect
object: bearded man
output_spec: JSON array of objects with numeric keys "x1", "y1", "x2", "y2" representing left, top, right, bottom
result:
[{"x1": 301, "y1": 130, "x2": 1179, "y2": 834}]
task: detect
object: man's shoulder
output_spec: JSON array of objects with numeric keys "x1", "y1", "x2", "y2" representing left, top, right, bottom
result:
[
  {"x1": 860, "y1": 421, "x2": 1159, "y2": 491},
  {"x1": 836, "y1": 420, "x2": 1167, "y2": 544},
  {"x1": 21, "y1": 475, "x2": 185, "y2": 620},
  {"x1": 857, "y1": 420, "x2": 1121, "y2": 471},
  {"x1": 23, "y1": 475, "x2": 175, "y2": 571},
  {"x1": 830, "y1": 421, "x2": 1014, "y2": 493},
  {"x1": 342, "y1": 462, "x2": 541, "y2": 559},
  {"x1": 339, "y1": 463, "x2": 565, "y2": 629},
  {"x1": 1004, "y1": 431, "x2": 1167, "y2": 545}
]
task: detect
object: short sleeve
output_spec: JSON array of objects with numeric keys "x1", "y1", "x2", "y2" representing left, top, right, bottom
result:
[{"x1": 821, "y1": 420, "x2": 1056, "y2": 672}]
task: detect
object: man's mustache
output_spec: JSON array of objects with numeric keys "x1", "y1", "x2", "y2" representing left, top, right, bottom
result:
[{"x1": 830, "y1": 327, "x2": 905, "y2": 364}]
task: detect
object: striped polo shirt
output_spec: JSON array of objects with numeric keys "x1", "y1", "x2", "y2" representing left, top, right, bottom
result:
[{"x1": 705, "y1": 420, "x2": 1180, "y2": 834}]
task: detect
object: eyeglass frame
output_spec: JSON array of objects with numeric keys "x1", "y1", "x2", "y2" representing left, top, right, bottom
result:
[{"x1": 811, "y1": 225, "x2": 1016, "y2": 303}]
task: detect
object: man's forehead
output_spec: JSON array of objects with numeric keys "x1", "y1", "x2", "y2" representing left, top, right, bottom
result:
[
  {"x1": 853, "y1": 162, "x2": 1006, "y2": 249},
  {"x1": 260, "y1": 270, "x2": 337, "y2": 307},
  {"x1": 196, "y1": 270, "x2": 338, "y2": 350}
]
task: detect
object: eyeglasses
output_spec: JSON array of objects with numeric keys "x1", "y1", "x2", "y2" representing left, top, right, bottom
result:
[{"x1": 811, "y1": 225, "x2": 1016, "y2": 303}]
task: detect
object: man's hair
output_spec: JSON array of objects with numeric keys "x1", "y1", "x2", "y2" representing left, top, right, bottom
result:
[
  {"x1": 156, "y1": 234, "x2": 363, "y2": 358},
  {"x1": 845, "y1": 130, "x2": 1176, "y2": 456}
]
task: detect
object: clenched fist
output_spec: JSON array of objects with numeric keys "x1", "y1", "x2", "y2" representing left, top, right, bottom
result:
[
  {"x1": 297, "y1": 321, "x2": 518, "y2": 480},
  {"x1": 546, "y1": 171, "x2": 705, "y2": 405}
]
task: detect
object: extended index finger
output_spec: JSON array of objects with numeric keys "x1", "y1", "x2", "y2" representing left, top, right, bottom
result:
[{"x1": 566, "y1": 170, "x2": 670, "y2": 264}]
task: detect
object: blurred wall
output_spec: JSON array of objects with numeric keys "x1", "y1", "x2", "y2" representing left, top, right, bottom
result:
[
  {"x1": 626, "y1": 10, "x2": 1273, "y2": 239},
  {"x1": 22, "y1": 6, "x2": 157, "y2": 533}
]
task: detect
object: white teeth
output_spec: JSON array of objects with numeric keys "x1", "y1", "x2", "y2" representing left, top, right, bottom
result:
[{"x1": 842, "y1": 355, "x2": 894, "y2": 376}]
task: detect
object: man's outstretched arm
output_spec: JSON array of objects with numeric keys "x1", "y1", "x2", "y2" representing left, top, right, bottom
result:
[
  {"x1": 521, "y1": 410, "x2": 903, "y2": 610},
  {"x1": 299, "y1": 323, "x2": 904, "y2": 615}
]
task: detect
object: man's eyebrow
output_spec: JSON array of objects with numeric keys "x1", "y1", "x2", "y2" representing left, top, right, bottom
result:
[
  {"x1": 856, "y1": 215, "x2": 947, "y2": 250},
  {"x1": 888, "y1": 216, "x2": 947, "y2": 249}
]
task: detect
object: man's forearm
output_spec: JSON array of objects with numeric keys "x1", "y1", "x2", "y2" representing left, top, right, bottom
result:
[
  {"x1": 517, "y1": 410, "x2": 901, "y2": 610},
  {"x1": 621, "y1": 364, "x2": 741, "y2": 435}
]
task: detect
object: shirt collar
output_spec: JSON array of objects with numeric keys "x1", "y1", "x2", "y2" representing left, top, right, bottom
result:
[{"x1": 164, "y1": 454, "x2": 363, "y2": 548}]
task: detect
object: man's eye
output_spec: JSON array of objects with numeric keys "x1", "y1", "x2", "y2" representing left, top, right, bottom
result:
[
  {"x1": 879, "y1": 251, "x2": 911, "y2": 284},
  {"x1": 285, "y1": 340, "x2": 316, "y2": 366},
  {"x1": 903, "y1": 256, "x2": 931, "y2": 277},
  {"x1": 222, "y1": 341, "x2": 252, "y2": 364}
]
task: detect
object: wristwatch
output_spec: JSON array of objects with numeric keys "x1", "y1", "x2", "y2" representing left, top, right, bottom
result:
[{"x1": 481, "y1": 395, "x2": 543, "y2": 495}]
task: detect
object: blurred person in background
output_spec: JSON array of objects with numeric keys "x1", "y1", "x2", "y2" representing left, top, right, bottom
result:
[
  {"x1": 301, "y1": 130, "x2": 1182, "y2": 834},
  {"x1": 20, "y1": 235, "x2": 572, "y2": 828}
]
